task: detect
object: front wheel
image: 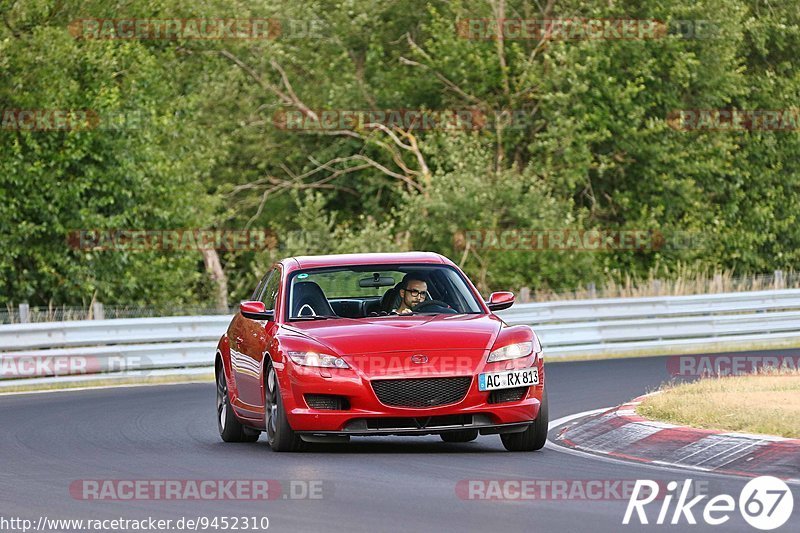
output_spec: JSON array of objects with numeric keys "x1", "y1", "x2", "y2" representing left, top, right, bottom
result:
[
  {"x1": 264, "y1": 360, "x2": 304, "y2": 452},
  {"x1": 216, "y1": 366, "x2": 260, "y2": 443},
  {"x1": 500, "y1": 389, "x2": 548, "y2": 452}
]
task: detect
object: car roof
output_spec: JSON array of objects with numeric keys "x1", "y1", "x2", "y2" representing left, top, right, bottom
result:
[{"x1": 281, "y1": 251, "x2": 450, "y2": 271}]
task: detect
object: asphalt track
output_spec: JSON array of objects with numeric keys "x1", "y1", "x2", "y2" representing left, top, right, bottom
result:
[{"x1": 1, "y1": 353, "x2": 798, "y2": 532}]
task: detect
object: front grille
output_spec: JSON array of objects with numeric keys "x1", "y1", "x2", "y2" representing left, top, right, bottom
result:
[
  {"x1": 371, "y1": 377, "x2": 472, "y2": 408},
  {"x1": 304, "y1": 394, "x2": 350, "y2": 410},
  {"x1": 489, "y1": 386, "x2": 528, "y2": 404}
]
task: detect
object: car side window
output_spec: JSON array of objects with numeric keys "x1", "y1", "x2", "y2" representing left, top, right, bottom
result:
[{"x1": 259, "y1": 268, "x2": 281, "y2": 311}]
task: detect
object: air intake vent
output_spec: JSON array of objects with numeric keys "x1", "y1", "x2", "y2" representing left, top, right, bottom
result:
[
  {"x1": 488, "y1": 386, "x2": 528, "y2": 404},
  {"x1": 304, "y1": 394, "x2": 350, "y2": 410}
]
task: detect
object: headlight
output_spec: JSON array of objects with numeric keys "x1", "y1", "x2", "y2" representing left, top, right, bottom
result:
[
  {"x1": 487, "y1": 341, "x2": 533, "y2": 362},
  {"x1": 287, "y1": 351, "x2": 349, "y2": 368}
]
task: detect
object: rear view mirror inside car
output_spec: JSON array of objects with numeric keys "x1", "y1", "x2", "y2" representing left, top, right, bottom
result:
[{"x1": 358, "y1": 274, "x2": 396, "y2": 288}]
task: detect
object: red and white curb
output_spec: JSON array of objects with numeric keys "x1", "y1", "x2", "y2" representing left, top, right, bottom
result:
[{"x1": 553, "y1": 394, "x2": 800, "y2": 483}]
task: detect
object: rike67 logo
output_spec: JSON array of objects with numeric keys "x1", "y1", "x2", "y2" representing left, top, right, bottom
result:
[{"x1": 624, "y1": 476, "x2": 794, "y2": 530}]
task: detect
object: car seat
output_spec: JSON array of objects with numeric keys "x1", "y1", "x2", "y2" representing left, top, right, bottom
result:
[{"x1": 292, "y1": 281, "x2": 336, "y2": 317}]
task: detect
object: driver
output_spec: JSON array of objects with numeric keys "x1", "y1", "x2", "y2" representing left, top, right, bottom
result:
[{"x1": 395, "y1": 274, "x2": 428, "y2": 314}]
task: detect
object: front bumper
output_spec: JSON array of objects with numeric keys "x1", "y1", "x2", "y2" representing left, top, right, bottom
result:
[
  {"x1": 298, "y1": 417, "x2": 533, "y2": 438},
  {"x1": 279, "y1": 359, "x2": 545, "y2": 433}
]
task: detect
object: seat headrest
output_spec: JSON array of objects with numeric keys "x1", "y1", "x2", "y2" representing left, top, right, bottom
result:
[
  {"x1": 380, "y1": 284, "x2": 402, "y2": 312},
  {"x1": 292, "y1": 281, "x2": 335, "y2": 317}
]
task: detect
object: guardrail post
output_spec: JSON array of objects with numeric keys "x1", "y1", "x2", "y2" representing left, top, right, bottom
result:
[
  {"x1": 775, "y1": 270, "x2": 785, "y2": 290},
  {"x1": 519, "y1": 286, "x2": 530, "y2": 303},
  {"x1": 92, "y1": 302, "x2": 105, "y2": 320},
  {"x1": 587, "y1": 282, "x2": 596, "y2": 299},
  {"x1": 19, "y1": 302, "x2": 30, "y2": 324},
  {"x1": 652, "y1": 280, "x2": 661, "y2": 295}
]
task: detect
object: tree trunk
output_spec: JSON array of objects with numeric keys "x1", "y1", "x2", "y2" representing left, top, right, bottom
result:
[{"x1": 201, "y1": 249, "x2": 229, "y2": 311}]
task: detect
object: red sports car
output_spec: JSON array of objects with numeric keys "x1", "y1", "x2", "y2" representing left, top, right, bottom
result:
[{"x1": 215, "y1": 252, "x2": 547, "y2": 452}]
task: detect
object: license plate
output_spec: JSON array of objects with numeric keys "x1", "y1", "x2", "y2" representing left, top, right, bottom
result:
[{"x1": 478, "y1": 368, "x2": 539, "y2": 391}]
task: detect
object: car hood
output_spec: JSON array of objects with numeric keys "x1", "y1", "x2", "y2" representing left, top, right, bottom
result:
[{"x1": 283, "y1": 313, "x2": 502, "y2": 355}]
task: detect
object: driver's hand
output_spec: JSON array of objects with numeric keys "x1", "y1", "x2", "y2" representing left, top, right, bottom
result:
[{"x1": 398, "y1": 308, "x2": 412, "y2": 314}]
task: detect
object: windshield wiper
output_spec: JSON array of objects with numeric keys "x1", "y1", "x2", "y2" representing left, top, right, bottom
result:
[{"x1": 290, "y1": 315, "x2": 339, "y2": 321}]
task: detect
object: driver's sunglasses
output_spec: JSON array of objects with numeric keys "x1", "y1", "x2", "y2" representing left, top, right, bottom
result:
[{"x1": 405, "y1": 289, "x2": 428, "y2": 298}]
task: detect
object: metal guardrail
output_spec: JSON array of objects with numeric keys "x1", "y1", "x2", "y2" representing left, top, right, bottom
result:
[
  {"x1": 500, "y1": 290, "x2": 800, "y2": 324},
  {"x1": 2, "y1": 289, "x2": 800, "y2": 385},
  {"x1": 0, "y1": 316, "x2": 229, "y2": 351}
]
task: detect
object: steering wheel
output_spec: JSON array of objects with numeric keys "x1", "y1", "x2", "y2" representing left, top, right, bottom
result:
[{"x1": 411, "y1": 300, "x2": 457, "y2": 314}]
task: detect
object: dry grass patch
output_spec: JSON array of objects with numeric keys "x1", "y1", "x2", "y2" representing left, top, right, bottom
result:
[{"x1": 637, "y1": 370, "x2": 800, "y2": 438}]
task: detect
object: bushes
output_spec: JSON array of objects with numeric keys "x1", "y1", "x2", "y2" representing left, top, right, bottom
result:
[{"x1": 2, "y1": 0, "x2": 799, "y2": 305}]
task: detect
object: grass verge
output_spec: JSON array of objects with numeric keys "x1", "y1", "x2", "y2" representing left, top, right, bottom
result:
[{"x1": 637, "y1": 370, "x2": 800, "y2": 438}]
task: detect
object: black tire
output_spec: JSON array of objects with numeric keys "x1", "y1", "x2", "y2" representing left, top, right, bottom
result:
[
  {"x1": 264, "y1": 360, "x2": 304, "y2": 452},
  {"x1": 216, "y1": 365, "x2": 260, "y2": 443},
  {"x1": 500, "y1": 389, "x2": 548, "y2": 452},
  {"x1": 440, "y1": 429, "x2": 479, "y2": 443}
]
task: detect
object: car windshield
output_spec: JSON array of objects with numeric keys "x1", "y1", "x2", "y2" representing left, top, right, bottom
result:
[{"x1": 287, "y1": 264, "x2": 484, "y2": 320}]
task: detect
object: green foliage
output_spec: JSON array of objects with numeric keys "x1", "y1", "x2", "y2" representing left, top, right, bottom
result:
[
  {"x1": 2, "y1": 0, "x2": 799, "y2": 306},
  {"x1": 0, "y1": 1, "x2": 224, "y2": 306}
]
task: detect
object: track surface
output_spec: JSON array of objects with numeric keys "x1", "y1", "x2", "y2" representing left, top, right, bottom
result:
[{"x1": 1, "y1": 353, "x2": 798, "y2": 532}]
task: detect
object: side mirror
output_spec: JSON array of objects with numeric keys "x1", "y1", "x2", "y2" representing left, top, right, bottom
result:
[
  {"x1": 487, "y1": 291, "x2": 515, "y2": 311},
  {"x1": 240, "y1": 301, "x2": 274, "y2": 321}
]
